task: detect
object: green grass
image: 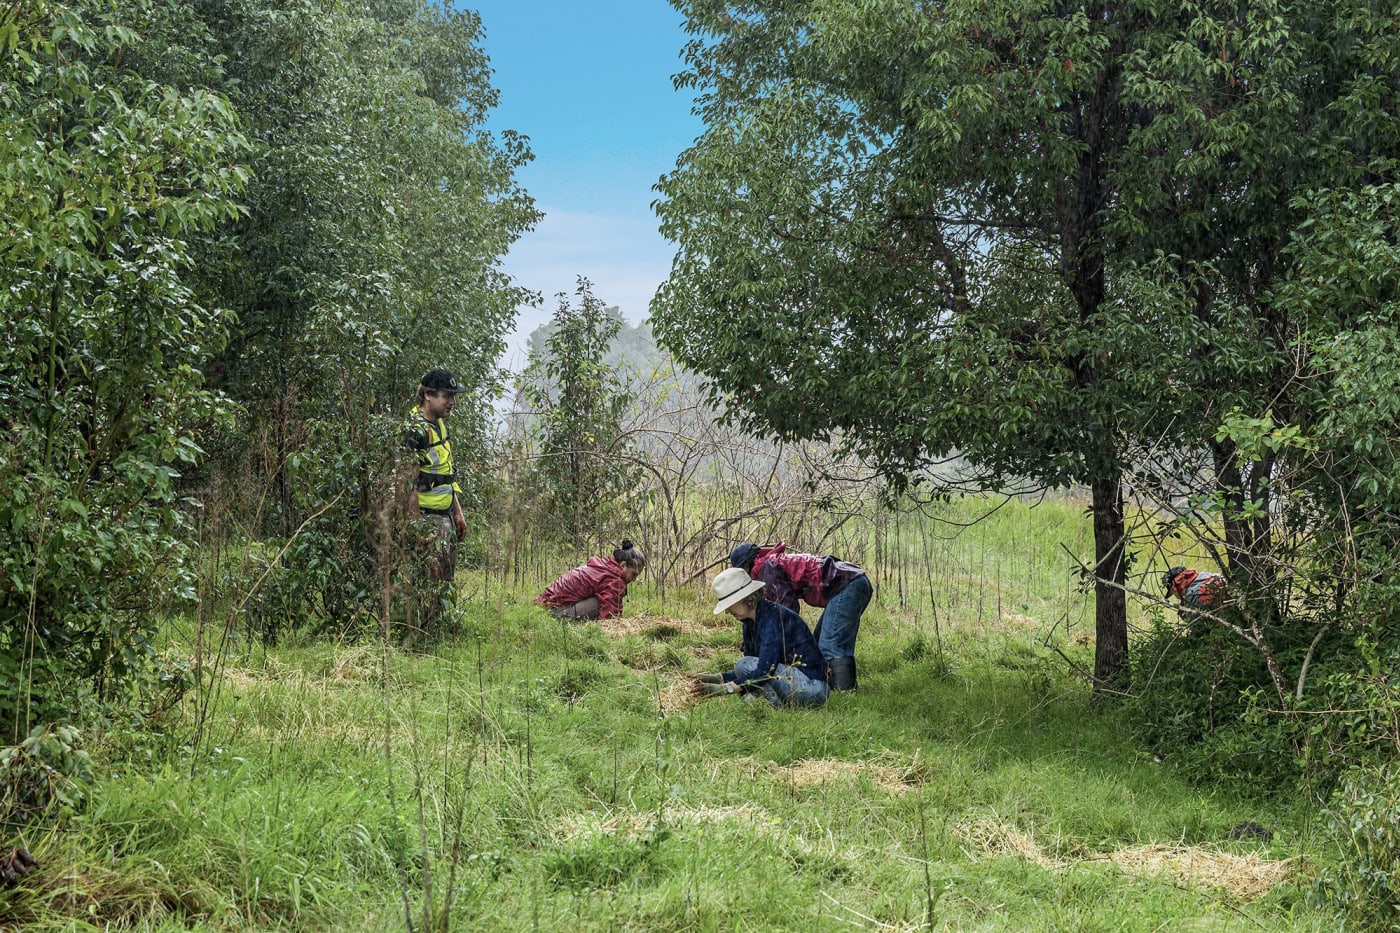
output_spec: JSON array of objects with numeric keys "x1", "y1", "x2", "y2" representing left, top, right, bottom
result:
[{"x1": 0, "y1": 499, "x2": 1339, "y2": 931}]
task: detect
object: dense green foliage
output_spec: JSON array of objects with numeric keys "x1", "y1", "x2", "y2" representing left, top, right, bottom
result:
[
  {"x1": 652, "y1": 0, "x2": 1400, "y2": 700},
  {"x1": 173, "y1": 0, "x2": 536, "y2": 638},
  {"x1": 0, "y1": 0, "x2": 248, "y2": 739},
  {"x1": 0, "y1": 0, "x2": 535, "y2": 731},
  {"x1": 1314, "y1": 764, "x2": 1400, "y2": 928}
]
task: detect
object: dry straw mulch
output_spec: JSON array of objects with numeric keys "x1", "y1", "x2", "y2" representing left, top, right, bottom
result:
[
  {"x1": 593, "y1": 612, "x2": 735, "y2": 712},
  {"x1": 733, "y1": 753, "x2": 929, "y2": 795},
  {"x1": 553, "y1": 803, "x2": 773, "y2": 843},
  {"x1": 551, "y1": 803, "x2": 836, "y2": 861},
  {"x1": 551, "y1": 755, "x2": 929, "y2": 845},
  {"x1": 1095, "y1": 844, "x2": 1294, "y2": 900},
  {"x1": 326, "y1": 645, "x2": 384, "y2": 682},
  {"x1": 656, "y1": 678, "x2": 704, "y2": 715},
  {"x1": 216, "y1": 645, "x2": 386, "y2": 687},
  {"x1": 954, "y1": 816, "x2": 1294, "y2": 900},
  {"x1": 215, "y1": 657, "x2": 295, "y2": 689},
  {"x1": 594, "y1": 612, "x2": 727, "y2": 641}
]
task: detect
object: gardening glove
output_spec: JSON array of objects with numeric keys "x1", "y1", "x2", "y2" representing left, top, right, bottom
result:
[{"x1": 688, "y1": 676, "x2": 735, "y2": 698}]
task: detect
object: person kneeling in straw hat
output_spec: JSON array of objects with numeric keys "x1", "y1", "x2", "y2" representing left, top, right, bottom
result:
[{"x1": 689, "y1": 568, "x2": 829, "y2": 707}]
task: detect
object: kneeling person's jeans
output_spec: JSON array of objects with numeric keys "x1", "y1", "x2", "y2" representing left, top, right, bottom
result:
[
  {"x1": 733, "y1": 656, "x2": 828, "y2": 707},
  {"x1": 550, "y1": 595, "x2": 600, "y2": 620},
  {"x1": 815, "y1": 574, "x2": 872, "y2": 661}
]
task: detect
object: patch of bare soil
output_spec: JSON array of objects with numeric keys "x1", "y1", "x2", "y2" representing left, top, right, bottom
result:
[{"x1": 954, "y1": 816, "x2": 1294, "y2": 900}]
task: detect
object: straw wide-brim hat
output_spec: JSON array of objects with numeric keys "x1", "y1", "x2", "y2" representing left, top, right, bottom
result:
[{"x1": 712, "y1": 567, "x2": 765, "y2": 614}]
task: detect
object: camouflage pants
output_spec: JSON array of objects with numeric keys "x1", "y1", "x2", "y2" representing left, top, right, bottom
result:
[
  {"x1": 410, "y1": 514, "x2": 456, "y2": 637},
  {"x1": 423, "y1": 513, "x2": 458, "y2": 582}
]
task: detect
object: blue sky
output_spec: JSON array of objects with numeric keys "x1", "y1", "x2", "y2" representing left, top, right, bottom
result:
[{"x1": 465, "y1": 1, "x2": 703, "y2": 369}]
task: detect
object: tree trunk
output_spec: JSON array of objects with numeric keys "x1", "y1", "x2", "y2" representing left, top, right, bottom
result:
[
  {"x1": 1090, "y1": 474, "x2": 1129, "y2": 695},
  {"x1": 1213, "y1": 439, "x2": 1281, "y2": 627}
]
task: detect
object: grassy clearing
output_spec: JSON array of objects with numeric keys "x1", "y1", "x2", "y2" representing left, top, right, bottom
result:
[{"x1": 1, "y1": 498, "x2": 1336, "y2": 930}]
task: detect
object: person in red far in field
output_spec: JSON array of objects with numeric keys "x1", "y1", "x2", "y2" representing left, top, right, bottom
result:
[
  {"x1": 1163, "y1": 566, "x2": 1228, "y2": 617},
  {"x1": 536, "y1": 540, "x2": 647, "y2": 620}
]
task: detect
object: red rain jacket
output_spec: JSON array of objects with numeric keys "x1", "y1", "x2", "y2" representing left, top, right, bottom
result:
[{"x1": 536, "y1": 557, "x2": 630, "y2": 619}]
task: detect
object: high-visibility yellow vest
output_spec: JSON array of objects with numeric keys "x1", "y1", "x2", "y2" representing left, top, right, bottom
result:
[{"x1": 407, "y1": 413, "x2": 461, "y2": 514}]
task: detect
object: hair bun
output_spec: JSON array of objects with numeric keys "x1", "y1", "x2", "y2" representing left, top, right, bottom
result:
[{"x1": 619, "y1": 539, "x2": 633, "y2": 550}]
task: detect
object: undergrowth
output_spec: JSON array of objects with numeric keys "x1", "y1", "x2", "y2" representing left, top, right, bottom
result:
[
  {"x1": 1, "y1": 610, "x2": 1335, "y2": 929},
  {"x1": 0, "y1": 499, "x2": 1343, "y2": 930}
]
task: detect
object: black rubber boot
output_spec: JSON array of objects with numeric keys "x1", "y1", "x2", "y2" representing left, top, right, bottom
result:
[{"x1": 828, "y1": 656, "x2": 858, "y2": 692}]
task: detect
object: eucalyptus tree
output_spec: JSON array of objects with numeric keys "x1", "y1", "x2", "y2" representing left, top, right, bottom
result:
[
  {"x1": 0, "y1": 0, "x2": 248, "y2": 735},
  {"x1": 652, "y1": 0, "x2": 1381, "y2": 692},
  {"x1": 521, "y1": 279, "x2": 639, "y2": 552}
]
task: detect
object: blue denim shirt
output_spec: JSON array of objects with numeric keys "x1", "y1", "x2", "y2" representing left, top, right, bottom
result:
[{"x1": 724, "y1": 599, "x2": 826, "y2": 686}]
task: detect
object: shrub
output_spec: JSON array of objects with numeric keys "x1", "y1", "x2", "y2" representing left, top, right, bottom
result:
[
  {"x1": 1297, "y1": 638, "x2": 1400, "y2": 790},
  {"x1": 0, "y1": 0, "x2": 246, "y2": 737},
  {"x1": 1313, "y1": 765, "x2": 1400, "y2": 931},
  {"x1": 1130, "y1": 616, "x2": 1299, "y2": 790},
  {"x1": 0, "y1": 724, "x2": 95, "y2": 826}
]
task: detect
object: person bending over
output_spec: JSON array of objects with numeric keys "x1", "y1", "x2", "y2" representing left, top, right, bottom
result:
[
  {"x1": 1163, "y1": 566, "x2": 1228, "y2": 627},
  {"x1": 729, "y1": 541, "x2": 871, "y2": 691}
]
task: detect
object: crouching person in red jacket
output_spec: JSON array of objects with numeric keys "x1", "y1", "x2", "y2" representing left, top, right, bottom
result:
[
  {"x1": 1163, "y1": 566, "x2": 1228, "y2": 625},
  {"x1": 536, "y1": 540, "x2": 646, "y2": 620}
]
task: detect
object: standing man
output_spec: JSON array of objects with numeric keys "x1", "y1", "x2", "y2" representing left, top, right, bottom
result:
[{"x1": 405, "y1": 369, "x2": 469, "y2": 599}]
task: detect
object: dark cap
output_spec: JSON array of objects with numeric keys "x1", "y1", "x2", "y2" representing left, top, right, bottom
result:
[
  {"x1": 729, "y1": 542, "x2": 760, "y2": 572},
  {"x1": 421, "y1": 369, "x2": 466, "y2": 394},
  {"x1": 1162, "y1": 566, "x2": 1187, "y2": 595}
]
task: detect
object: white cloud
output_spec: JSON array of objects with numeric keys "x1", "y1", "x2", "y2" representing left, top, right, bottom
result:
[{"x1": 497, "y1": 205, "x2": 675, "y2": 371}]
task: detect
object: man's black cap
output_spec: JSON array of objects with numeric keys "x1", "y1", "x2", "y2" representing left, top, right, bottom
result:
[
  {"x1": 421, "y1": 369, "x2": 466, "y2": 394},
  {"x1": 729, "y1": 542, "x2": 760, "y2": 572}
]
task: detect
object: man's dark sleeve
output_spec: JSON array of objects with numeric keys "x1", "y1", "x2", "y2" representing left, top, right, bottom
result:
[{"x1": 403, "y1": 424, "x2": 428, "y2": 451}]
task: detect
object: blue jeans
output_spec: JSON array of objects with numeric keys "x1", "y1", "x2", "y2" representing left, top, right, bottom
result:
[
  {"x1": 733, "y1": 657, "x2": 828, "y2": 707},
  {"x1": 814, "y1": 574, "x2": 872, "y2": 661},
  {"x1": 550, "y1": 595, "x2": 600, "y2": 620}
]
